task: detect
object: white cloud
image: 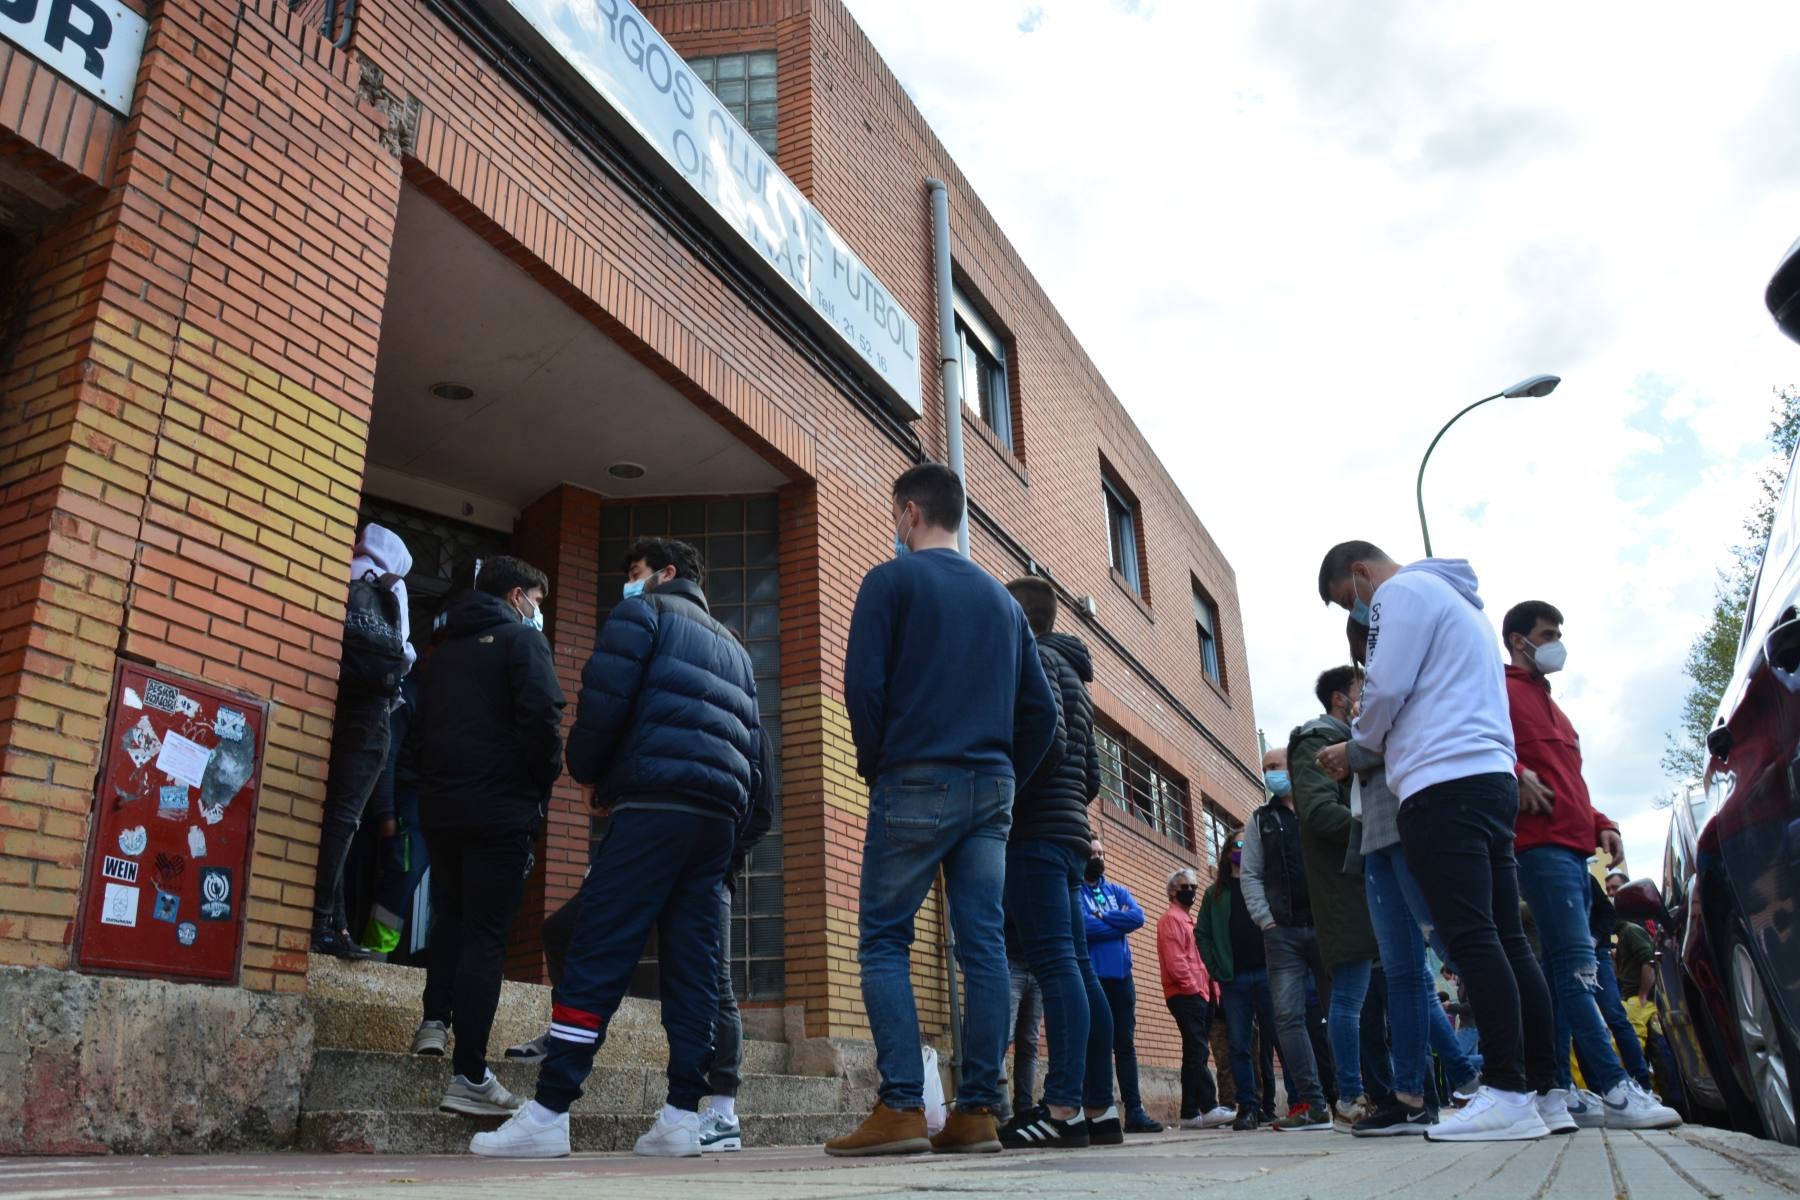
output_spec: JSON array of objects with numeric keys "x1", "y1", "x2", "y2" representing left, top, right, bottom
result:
[{"x1": 844, "y1": 0, "x2": 1800, "y2": 877}]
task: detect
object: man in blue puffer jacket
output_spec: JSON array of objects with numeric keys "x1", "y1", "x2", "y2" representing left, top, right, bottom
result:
[{"x1": 474, "y1": 537, "x2": 768, "y2": 1162}]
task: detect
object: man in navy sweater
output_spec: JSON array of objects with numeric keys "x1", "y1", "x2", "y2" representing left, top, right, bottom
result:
[{"x1": 826, "y1": 464, "x2": 1060, "y2": 1157}]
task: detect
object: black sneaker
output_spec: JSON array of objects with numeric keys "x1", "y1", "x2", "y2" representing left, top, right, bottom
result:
[
  {"x1": 1124, "y1": 1107, "x2": 1164, "y2": 1133},
  {"x1": 1351, "y1": 1099, "x2": 1437, "y2": 1137},
  {"x1": 998, "y1": 1106, "x2": 1091, "y2": 1149},
  {"x1": 1231, "y1": 1103, "x2": 1260, "y2": 1131},
  {"x1": 1087, "y1": 1106, "x2": 1124, "y2": 1146},
  {"x1": 310, "y1": 927, "x2": 373, "y2": 960}
]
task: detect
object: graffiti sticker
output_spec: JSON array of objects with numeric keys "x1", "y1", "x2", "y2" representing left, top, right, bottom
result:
[
  {"x1": 176, "y1": 922, "x2": 197, "y2": 946},
  {"x1": 101, "y1": 882, "x2": 139, "y2": 927},
  {"x1": 123, "y1": 716, "x2": 161, "y2": 770},
  {"x1": 198, "y1": 867, "x2": 232, "y2": 921},
  {"x1": 117, "y1": 825, "x2": 147, "y2": 856},
  {"x1": 141, "y1": 679, "x2": 181, "y2": 713},
  {"x1": 152, "y1": 889, "x2": 180, "y2": 924},
  {"x1": 157, "y1": 784, "x2": 188, "y2": 821}
]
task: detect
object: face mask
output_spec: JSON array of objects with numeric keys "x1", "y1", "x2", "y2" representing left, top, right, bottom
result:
[
  {"x1": 622, "y1": 578, "x2": 646, "y2": 599},
  {"x1": 893, "y1": 507, "x2": 914, "y2": 558},
  {"x1": 1085, "y1": 858, "x2": 1105, "y2": 883},
  {"x1": 1265, "y1": 769, "x2": 1292, "y2": 797},
  {"x1": 517, "y1": 597, "x2": 544, "y2": 631},
  {"x1": 1529, "y1": 638, "x2": 1567, "y2": 675},
  {"x1": 1175, "y1": 886, "x2": 1198, "y2": 907},
  {"x1": 1350, "y1": 599, "x2": 1371, "y2": 627}
]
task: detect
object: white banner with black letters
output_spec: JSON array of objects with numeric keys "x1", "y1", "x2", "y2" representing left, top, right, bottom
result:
[{"x1": 1, "y1": 0, "x2": 146, "y2": 115}]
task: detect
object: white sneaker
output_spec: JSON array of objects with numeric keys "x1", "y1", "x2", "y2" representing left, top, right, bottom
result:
[
  {"x1": 1602, "y1": 1080, "x2": 1682, "y2": 1130},
  {"x1": 1198, "y1": 1105, "x2": 1236, "y2": 1129},
  {"x1": 471, "y1": 1105, "x2": 570, "y2": 1158},
  {"x1": 1536, "y1": 1089, "x2": 1578, "y2": 1135},
  {"x1": 635, "y1": 1109, "x2": 703, "y2": 1157},
  {"x1": 698, "y1": 1105, "x2": 743, "y2": 1152},
  {"x1": 504, "y1": 1033, "x2": 548, "y2": 1064},
  {"x1": 1426, "y1": 1087, "x2": 1550, "y2": 1142},
  {"x1": 440, "y1": 1070, "x2": 524, "y2": 1116},
  {"x1": 1566, "y1": 1088, "x2": 1605, "y2": 1129}
]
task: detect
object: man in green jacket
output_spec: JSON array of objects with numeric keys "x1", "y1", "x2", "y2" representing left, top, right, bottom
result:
[{"x1": 1289, "y1": 666, "x2": 1389, "y2": 1131}]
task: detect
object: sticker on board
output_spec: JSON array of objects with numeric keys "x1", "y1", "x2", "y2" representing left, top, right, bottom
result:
[
  {"x1": 176, "y1": 922, "x2": 197, "y2": 946},
  {"x1": 152, "y1": 890, "x2": 180, "y2": 924},
  {"x1": 141, "y1": 679, "x2": 182, "y2": 713},
  {"x1": 157, "y1": 784, "x2": 188, "y2": 821},
  {"x1": 101, "y1": 882, "x2": 139, "y2": 927},
  {"x1": 101, "y1": 855, "x2": 138, "y2": 884},
  {"x1": 123, "y1": 716, "x2": 161, "y2": 770},
  {"x1": 198, "y1": 867, "x2": 232, "y2": 921},
  {"x1": 187, "y1": 825, "x2": 207, "y2": 859},
  {"x1": 155, "y1": 732, "x2": 210, "y2": 791},
  {"x1": 214, "y1": 708, "x2": 246, "y2": 741},
  {"x1": 117, "y1": 825, "x2": 147, "y2": 856}
]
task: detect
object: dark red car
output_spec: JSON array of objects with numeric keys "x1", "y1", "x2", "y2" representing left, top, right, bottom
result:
[{"x1": 1615, "y1": 234, "x2": 1800, "y2": 1145}]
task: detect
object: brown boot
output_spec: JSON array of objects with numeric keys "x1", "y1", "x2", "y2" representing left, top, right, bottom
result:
[
  {"x1": 931, "y1": 1104, "x2": 1001, "y2": 1153},
  {"x1": 824, "y1": 1102, "x2": 932, "y2": 1157}
]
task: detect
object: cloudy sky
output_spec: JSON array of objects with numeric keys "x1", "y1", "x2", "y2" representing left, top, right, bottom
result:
[{"x1": 843, "y1": 0, "x2": 1800, "y2": 876}]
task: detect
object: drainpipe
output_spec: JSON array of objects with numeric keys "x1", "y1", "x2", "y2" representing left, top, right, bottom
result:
[
  {"x1": 926, "y1": 177, "x2": 967, "y2": 1098},
  {"x1": 927, "y1": 178, "x2": 970, "y2": 557}
]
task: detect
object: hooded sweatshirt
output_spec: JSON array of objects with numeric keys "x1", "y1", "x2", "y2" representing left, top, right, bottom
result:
[
  {"x1": 1352, "y1": 559, "x2": 1515, "y2": 802},
  {"x1": 1505, "y1": 664, "x2": 1618, "y2": 856},
  {"x1": 351, "y1": 523, "x2": 417, "y2": 672}
]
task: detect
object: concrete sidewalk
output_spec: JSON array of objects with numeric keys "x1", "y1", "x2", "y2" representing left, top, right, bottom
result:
[{"x1": 3, "y1": 1125, "x2": 1798, "y2": 1199}]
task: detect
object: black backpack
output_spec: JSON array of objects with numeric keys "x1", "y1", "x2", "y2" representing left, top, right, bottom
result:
[{"x1": 341, "y1": 569, "x2": 408, "y2": 696}]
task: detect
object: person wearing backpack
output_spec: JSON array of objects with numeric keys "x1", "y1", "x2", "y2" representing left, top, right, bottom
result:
[
  {"x1": 471, "y1": 537, "x2": 767, "y2": 1159},
  {"x1": 311, "y1": 522, "x2": 416, "y2": 959}
]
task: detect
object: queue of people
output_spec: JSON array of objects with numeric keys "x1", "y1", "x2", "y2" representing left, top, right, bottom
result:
[{"x1": 309, "y1": 501, "x2": 1681, "y2": 1162}]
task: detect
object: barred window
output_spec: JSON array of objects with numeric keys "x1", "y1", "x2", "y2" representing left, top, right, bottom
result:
[
  {"x1": 688, "y1": 52, "x2": 779, "y2": 157},
  {"x1": 1195, "y1": 799, "x2": 1239, "y2": 876},
  {"x1": 1095, "y1": 721, "x2": 1193, "y2": 849}
]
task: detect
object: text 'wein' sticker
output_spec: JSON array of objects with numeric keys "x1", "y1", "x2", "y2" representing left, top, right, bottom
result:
[
  {"x1": 101, "y1": 883, "x2": 139, "y2": 927},
  {"x1": 123, "y1": 716, "x2": 161, "y2": 770},
  {"x1": 117, "y1": 826, "x2": 147, "y2": 856},
  {"x1": 101, "y1": 855, "x2": 138, "y2": 884},
  {"x1": 213, "y1": 707, "x2": 246, "y2": 741}
]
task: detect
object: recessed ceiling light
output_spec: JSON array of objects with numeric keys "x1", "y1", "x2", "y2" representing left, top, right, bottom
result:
[
  {"x1": 429, "y1": 382, "x2": 475, "y2": 401},
  {"x1": 608, "y1": 462, "x2": 647, "y2": 480}
]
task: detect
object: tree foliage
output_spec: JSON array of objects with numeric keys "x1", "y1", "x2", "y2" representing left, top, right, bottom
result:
[{"x1": 1664, "y1": 386, "x2": 1800, "y2": 781}]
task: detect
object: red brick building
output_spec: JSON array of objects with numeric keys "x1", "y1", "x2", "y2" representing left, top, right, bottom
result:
[{"x1": 0, "y1": 0, "x2": 1263, "y2": 1149}]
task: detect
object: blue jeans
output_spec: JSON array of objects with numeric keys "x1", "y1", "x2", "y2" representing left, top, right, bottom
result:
[
  {"x1": 1364, "y1": 844, "x2": 1480, "y2": 1098},
  {"x1": 1594, "y1": 938, "x2": 1653, "y2": 1088},
  {"x1": 1221, "y1": 969, "x2": 1275, "y2": 1106},
  {"x1": 1004, "y1": 839, "x2": 1113, "y2": 1109},
  {"x1": 1517, "y1": 846, "x2": 1627, "y2": 1095},
  {"x1": 860, "y1": 766, "x2": 1013, "y2": 1110},
  {"x1": 1327, "y1": 959, "x2": 1372, "y2": 1100},
  {"x1": 536, "y1": 809, "x2": 735, "y2": 1113}
]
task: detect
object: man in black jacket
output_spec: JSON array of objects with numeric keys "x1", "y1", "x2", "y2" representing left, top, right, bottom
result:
[
  {"x1": 993, "y1": 576, "x2": 1117, "y2": 1149},
  {"x1": 412, "y1": 555, "x2": 565, "y2": 1119},
  {"x1": 474, "y1": 537, "x2": 767, "y2": 1161}
]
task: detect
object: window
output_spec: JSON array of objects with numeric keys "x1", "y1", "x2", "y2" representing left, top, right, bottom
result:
[
  {"x1": 1103, "y1": 475, "x2": 1142, "y2": 596},
  {"x1": 1193, "y1": 581, "x2": 1223, "y2": 688},
  {"x1": 688, "y1": 52, "x2": 779, "y2": 156},
  {"x1": 1095, "y1": 721, "x2": 1193, "y2": 849},
  {"x1": 953, "y1": 289, "x2": 1012, "y2": 451},
  {"x1": 1195, "y1": 799, "x2": 1239, "y2": 877}
]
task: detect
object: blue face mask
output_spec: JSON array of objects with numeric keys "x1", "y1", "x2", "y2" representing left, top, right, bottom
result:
[
  {"x1": 1350, "y1": 600, "x2": 1371, "y2": 627},
  {"x1": 1265, "y1": 769, "x2": 1292, "y2": 797},
  {"x1": 622, "y1": 579, "x2": 646, "y2": 600}
]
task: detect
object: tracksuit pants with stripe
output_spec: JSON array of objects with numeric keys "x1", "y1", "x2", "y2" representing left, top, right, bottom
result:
[{"x1": 535, "y1": 806, "x2": 736, "y2": 1114}]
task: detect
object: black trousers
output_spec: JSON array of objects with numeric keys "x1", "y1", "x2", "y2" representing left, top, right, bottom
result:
[
  {"x1": 1099, "y1": 975, "x2": 1145, "y2": 1110},
  {"x1": 1166, "y1": 992, "x2": 1220, "y2": 1118},
  {"x1": 312, "y1": 693, "x2": 392, "y2": 928},
  {"x1": 1399, "y1": 773, "x2": 1555, "y2": 1095},
  {"x1": 421, "y1": 824, "x2": 535, "y2": 1081}
]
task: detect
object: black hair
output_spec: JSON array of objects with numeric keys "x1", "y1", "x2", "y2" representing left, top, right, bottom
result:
[
  {"x1": 892, "y1": 462, "x2": 965, "y2": 532},
  {"x1": 621, "y1": 536, "x2": 704, "y2": 588},
  {"x1": 474, "y1": 554, "x2": 548, "y2": 600},
  {"x1": 1347, "y1": 614, "x2": 1369, "y2": 667},
  {"x1": 1315, "y1": 664, "x2": 1359, "y2": 712},
  {"x1": 1005, "y1": 576, "x2": 1057, "y2": 636},
  {"x1": 1502, "y1": 600, "x2": 1564, "y2": 648},
  {"x1": 1317, "y1": 540, "x2": 1391, "y2": 603}
]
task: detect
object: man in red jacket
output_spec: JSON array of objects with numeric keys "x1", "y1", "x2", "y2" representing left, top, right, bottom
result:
[
  {"x1": 1159, "y1": 868, "x2": 1232, "y2": 1129},
  {"x1": 1503, "y1": 601, "x2": 1678, "y2": 1131}
]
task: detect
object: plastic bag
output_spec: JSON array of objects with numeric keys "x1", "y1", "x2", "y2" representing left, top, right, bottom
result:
[{"x1": 922, "y1": 1044, "x2": 947, "y2": 1133}]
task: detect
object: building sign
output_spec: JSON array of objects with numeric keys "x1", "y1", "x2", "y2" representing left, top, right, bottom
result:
[
  {"x1": 483, "y1": 0, "x2": 923, "y2": 419},
  {"x1": 1, "y1": 0, "x2": 146, "y2": 115}
]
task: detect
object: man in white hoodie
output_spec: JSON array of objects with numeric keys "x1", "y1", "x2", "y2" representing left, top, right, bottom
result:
[
  {"x1": 1313, "y1": 542, "x2": 1556, "y2": 1142},
  {"x1": 311, "y1": 522, "x2": 416, "y2": 959}
]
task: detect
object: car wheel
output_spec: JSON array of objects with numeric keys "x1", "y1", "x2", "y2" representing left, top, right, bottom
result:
[{"x1": 1728, "y1": 931, "x2": 1798, "y2": 1145}]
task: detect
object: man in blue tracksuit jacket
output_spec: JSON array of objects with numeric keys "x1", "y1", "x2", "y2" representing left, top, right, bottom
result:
[{"x1": 1080, "y1": 839, "x2": 1160, "y2": 1132}]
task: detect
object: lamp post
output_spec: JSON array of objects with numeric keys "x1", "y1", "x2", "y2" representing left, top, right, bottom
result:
[{"x1": 1416, "y1": 374, "x2": 1561, "y2": 556}]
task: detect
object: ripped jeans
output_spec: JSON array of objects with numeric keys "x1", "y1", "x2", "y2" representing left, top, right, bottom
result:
[{"x1": 1517, "y1": 846, "x2": 1627, "y2": 1095}]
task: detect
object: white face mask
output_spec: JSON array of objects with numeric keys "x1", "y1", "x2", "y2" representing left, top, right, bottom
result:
[{"x1": 1532, "y1": 639, "x2": 1567, "y2": 674}]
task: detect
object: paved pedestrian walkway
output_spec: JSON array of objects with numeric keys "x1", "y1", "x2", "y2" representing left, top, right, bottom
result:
[{"x1": 3, "y1": 1125, "x2": 1797, "y2": 1198}]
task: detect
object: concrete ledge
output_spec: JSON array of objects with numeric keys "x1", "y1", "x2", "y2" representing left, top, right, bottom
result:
[
  {"x1": 297, "y1": 1108, "x2": 860, "y2": 1153},
  {"x1": 0, "y1": 966, "x2": 312, "y2": 1155}
]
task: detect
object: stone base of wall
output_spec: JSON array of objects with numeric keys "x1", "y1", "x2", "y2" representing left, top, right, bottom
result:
[{"x1": 0, "y1": 967, "x2": 312, "y2": 1155}]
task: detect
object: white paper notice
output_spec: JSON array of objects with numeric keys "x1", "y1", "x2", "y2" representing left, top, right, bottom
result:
[
  {"x1": 155, "y1": 731, "x2": 211, "y2": 791},
  {"x1": 101, "y1": 882, "x2": 139, "y2": 927}
]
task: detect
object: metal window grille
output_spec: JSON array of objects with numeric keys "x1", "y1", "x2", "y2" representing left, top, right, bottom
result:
[
  {"x1": 687, "y1": 52, "x2": 779, "y2": 157},
  {"x1": 1194, "y1": 799, "x2": 1239, "y2": 877},
  {"x1": 596, "y1": 496, "x2": 785, "y2": 1001},
  {"x1": 1095, "y1": 724, "x2": 1192, "y2": 849}
]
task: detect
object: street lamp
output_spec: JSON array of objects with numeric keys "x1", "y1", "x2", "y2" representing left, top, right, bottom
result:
[{"x1": 1416, "y1": 374, "x2": 1561, "y2": 557}]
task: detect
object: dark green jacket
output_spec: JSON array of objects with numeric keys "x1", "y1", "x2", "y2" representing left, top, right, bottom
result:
[
  {"x1": 1287, "y1": 716, "x2": 1377, "y2": 967},
  {"x1": 1195, "y1": 878, "x2": 1234, "y2": 983}
]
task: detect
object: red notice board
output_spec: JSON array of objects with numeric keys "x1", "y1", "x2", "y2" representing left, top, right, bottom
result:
[{"x1": 75, "y1": 662, "x2": 271, "y2": 984}]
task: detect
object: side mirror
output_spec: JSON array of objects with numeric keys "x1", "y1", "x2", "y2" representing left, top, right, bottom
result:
[
  {"x1": 1770, "y1": 233, "x2": 1800, "y2": 345},
  {"x1": 1769, "y1": 614, "x2": 1800, "y2": 680},
  {"x1": 1613, "y1": 878, "x2": 1670, "y2": 927}
]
